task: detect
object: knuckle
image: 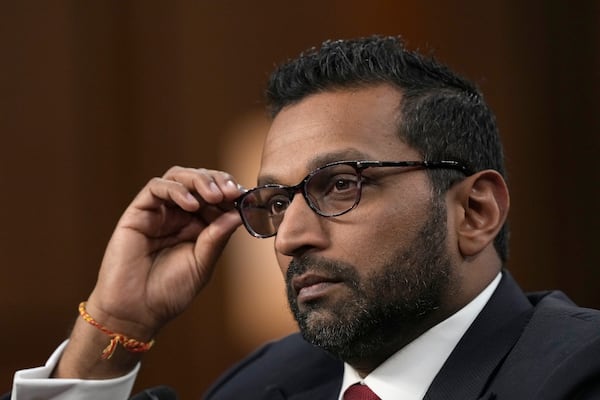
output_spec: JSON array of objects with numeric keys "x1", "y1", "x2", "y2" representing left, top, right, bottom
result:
[
  {"x1": 165, "y1": 165, "x2": 185, "y2": 175},
  {"x1": 160, "y1": 165, "x2": 185, "y2": 180},
  {"x1": 148, "y1": 176, "x2": 163, "y2": 186}
]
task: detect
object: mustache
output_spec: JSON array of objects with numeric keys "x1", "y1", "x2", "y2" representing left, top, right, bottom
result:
[{"x1": 286, "y1": 255, "x2": 360, "y2": 289}]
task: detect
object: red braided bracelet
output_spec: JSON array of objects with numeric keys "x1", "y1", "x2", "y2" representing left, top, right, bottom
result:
[{"x1": 78, "y1": 302, "x2": 155, "y2": 360}]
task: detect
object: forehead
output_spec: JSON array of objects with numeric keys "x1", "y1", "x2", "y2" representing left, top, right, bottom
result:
[{"x1": 258, "y1": 84, "x2": 420, "y2": 184}]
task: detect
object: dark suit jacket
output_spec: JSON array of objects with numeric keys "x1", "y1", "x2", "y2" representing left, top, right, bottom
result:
[{"x1": 204, "y1": 272, "x2": 600, "y2": 399}]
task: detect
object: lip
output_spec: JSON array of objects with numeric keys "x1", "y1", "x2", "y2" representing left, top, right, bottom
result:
[{"x1": 292, "y1": 273, "x2": 342, "y2": 303}]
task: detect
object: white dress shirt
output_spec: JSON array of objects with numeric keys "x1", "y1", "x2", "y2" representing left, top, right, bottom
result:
[
  {"x1": 338, "y1": 273, "x2": 501, "y2": 400},
  {"x1": 11, "y1": 274, "x2": 501, "y2": 400},
  {"x1": 11, "y1": 341, "x2": 139, "y2": 400}
]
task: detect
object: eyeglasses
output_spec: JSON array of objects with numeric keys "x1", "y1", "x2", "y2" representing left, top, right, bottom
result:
[{"x1": 234, "y1": 160, "x2": 472, "y2": 238}]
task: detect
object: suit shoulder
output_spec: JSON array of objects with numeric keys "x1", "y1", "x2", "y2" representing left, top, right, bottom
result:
[
  {"x1": 204, "y1": 333, "x2": 342, "y2": 399},
  {"x1": 491, "y1": 291, "x2": 600, "y2": 398},
  {"x1": 528, "y1": 290, "x2": 600, "y2": 335}
]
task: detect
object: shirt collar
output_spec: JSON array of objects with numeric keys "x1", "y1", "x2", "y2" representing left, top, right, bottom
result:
[{"x1": 338, "y1": 272, "x2": 502, "y2": 400}]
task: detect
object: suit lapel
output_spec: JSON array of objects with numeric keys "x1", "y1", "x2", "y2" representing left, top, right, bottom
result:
[{"x1": 424, "y1": 271, "x2": 533, "y2": 400}]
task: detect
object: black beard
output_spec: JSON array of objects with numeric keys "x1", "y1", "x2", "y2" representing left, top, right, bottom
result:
[{"x1": 285, "y1": 198, "x2": 452, "y2": 363}]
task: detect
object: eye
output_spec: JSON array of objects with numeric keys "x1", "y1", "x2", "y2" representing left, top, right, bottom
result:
[
  {"x1": 267, "y1": 195, "x2": 290, "y2": 216},
  {"x1": 327, "y1": 174, "x2": 359, "y2": 195},
  {"x1": 333, "y1": 178, "x2": 354, "y2": 191}
]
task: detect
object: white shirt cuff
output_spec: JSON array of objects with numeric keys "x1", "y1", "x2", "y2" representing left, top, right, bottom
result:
[{"x1": 11, "y1": 341, "x2": 139, "y2": 400}]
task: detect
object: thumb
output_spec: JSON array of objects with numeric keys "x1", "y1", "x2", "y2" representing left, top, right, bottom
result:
[{"x1": 193, "y1": 210, "x2": 242, "y2": 280}]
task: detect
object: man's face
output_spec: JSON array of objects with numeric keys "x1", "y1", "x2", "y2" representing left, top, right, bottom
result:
[{"x1": 257, "y1": 85, "x2": 455, "y2": 361}]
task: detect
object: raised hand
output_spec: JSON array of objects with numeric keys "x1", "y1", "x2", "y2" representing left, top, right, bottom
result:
[{"x1": 55, "y1": 167, "x2": 244, "y2": 379}]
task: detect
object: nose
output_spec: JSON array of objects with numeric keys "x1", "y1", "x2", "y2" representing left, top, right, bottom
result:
[{"x1": 274, "y1": 192, "x2": 329, "y2": 258}]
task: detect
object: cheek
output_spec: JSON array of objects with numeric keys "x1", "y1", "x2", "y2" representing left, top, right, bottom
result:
[
  {"x1": 335, "y1": 209, "x2": 419, "y2": 263},
  {"x1": 334, "y1": 195, "x2": 432, "y2": 265}
]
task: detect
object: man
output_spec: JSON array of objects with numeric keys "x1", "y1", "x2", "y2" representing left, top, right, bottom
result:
[{"x1": 10, "y1": 36, "x2": 600, "y2": 399}]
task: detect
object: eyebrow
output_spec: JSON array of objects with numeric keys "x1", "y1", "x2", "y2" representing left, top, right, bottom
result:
[{"x1": 257, "y1": 148, "x2": 373, "y2": 186}]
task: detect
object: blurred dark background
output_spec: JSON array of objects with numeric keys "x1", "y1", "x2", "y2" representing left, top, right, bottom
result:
[{"x1": 1, "y1": 1, "x2": 598, "y2": 397}]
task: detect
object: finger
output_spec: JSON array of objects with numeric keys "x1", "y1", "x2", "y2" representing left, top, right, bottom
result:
[
  {"x1": 210, "y1": 170, "x2": 245, "y2": 199},
  {"x1": 134, "y1": 177, "x2": 200, "y2": 213},
  {"x1": 193, "y1": 210, "x2": 243, "y2": 279},
  {"x1": 194, "y1": 203, "x2": 229, "y2": 226},
  {"x1": 163, "y1": 167, "x2": 244, "y2": 206},
  {"x1": 150, "y1": 215, "x2": 207, "y2": 250}
]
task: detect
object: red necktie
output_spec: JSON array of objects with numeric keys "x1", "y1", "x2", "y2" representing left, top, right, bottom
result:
[{"x1": 343, "y1": 383, "x2": 381, "y2": 400}]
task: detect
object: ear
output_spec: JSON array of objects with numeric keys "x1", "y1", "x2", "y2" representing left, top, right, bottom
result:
[{"x1": 449, "y1": 170, "x2": 510, "y2": 258}]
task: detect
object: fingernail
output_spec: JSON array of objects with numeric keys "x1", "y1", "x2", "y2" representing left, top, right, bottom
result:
[
  {"x1": 226, "y1": 180, "x2": 238, "y2": 190},
  {"x1": 186, "y1": 192, "x2": 197, "y2": 203},
  {"x1": 209, "y1": 181, "x2": 220, "y2": 193}
]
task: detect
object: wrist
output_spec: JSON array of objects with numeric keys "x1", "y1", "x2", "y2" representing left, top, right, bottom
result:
[
  {"x1": 52, "y1": 301, "x2": 156, "y2": 379},
  {"x1": 83, "y1": 299, "x2": 157, "y2": 343},
  {"x1": 79, "y1": 302, "x2": 155, "y2": 359}
]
